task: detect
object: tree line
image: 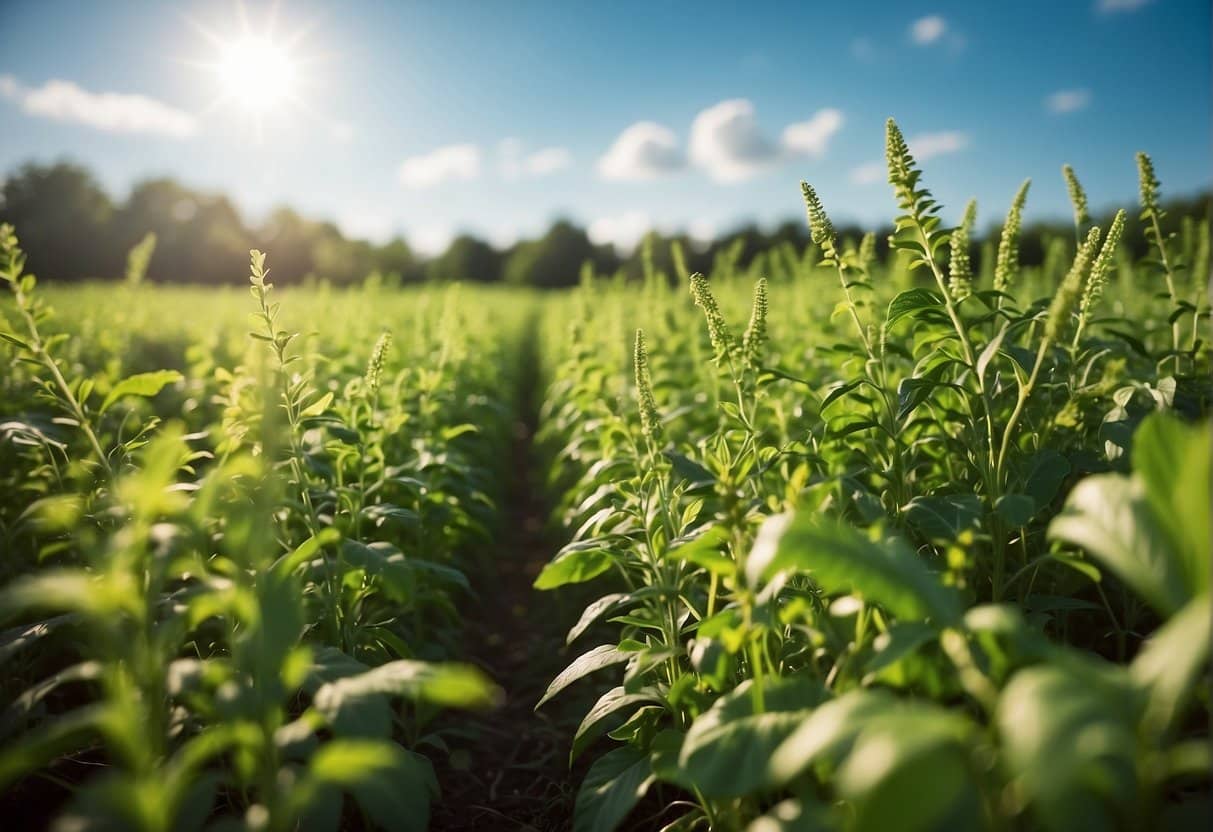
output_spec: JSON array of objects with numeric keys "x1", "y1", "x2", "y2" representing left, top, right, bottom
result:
[{"x1": 0, "y1": 160, "x2": 1207, "y2": 287}]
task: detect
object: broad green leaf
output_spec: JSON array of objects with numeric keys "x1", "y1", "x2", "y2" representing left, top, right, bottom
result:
[
  {"x1": 1049, "y1": 474, "x2": 1188, "y2": 616},
  {"x1": 314, "y1": 660, "x2": 498, "y2": 737},
  {"x1": 751, "y1": 513, "x2": 961, "y2": 624},
  {"x1": 566, "y1": 593, "x2": 630, "y2": 645},
  {"x1": 571, "y1": 685, "x2": 666, "y2": 762},
  {"x1": 573, "y1": 745, "x2": 655, "y2": 832},
  {"x1": 1131, "y1": 594, "x2": 1211, "y2": 735},
  {"x1": 307, "y1": 740, "x2": 433, "y2": 832},
  {"x1": 536, "y1": 645, "x2": 629, "y2": 709},
  {"x1": 903, "y1": 494, "x2": 983, "y2": 540},
  {"x1": 995, "y1": 493, "x2": 1035, "y2": 527},
  {"x1": 272, "y1": 527, "x2": 341, "y2": 577},
  {"x1": 837, "y1": 710, "x2": 980, "y2": 832},
  {"x1": 100, "y1": 369, "x2": 182, "y2": 413},
  {"x1": 745, "y1": 799, "x2": 834, "y2": 832},
  {"x1": 300, "y1": 391, "x2": 335, "y2": 418},
  {"x1": 678, "y1": 676, "x2": 824, "y2": 798},
  {"x1": 1131, "y1": 414, "x2": 1210, "y2": 596},
  {"x1": 768, "y1": 689, "x2": 895, "y2": 783},
  {"x1": 997, "y1": 665, "x2": 1138, "y2": 832},
  {"x1": 885, "y1": 288, "x2": 943, "y2": 327},
  {"x1": 534, "y1": 547, "x2": 614, "y2": 590},
  {"x1": 666, "y1": 526, "x2": 734, "y2": 577}
]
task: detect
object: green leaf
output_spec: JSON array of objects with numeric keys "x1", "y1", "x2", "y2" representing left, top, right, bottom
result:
[
  {"x1": 536, "y1": 645, "x2": 629, "y2": 709},
  {"x1": 749, "y1": 513, "x2": 961, "y2": 624},
  {"x1": 903, "y1": 494, "x2": 983, "y2": 540},
  {"x1": 666, "y1": 526, "x2": 734, "y2": 577},
  {"x1": 1048, "y1": 474, "x2": 1188, "y2": 616},
  {"x1": 573, "y1": 746, "x2": 655, "y2": 832},
  {"x1": 1131, "y1": 594, "x2": 1211, "y2": 735},
  {"x1": 314, "y1": 660, "x2": 498, "y2": 736},
  {"x1": 995, "y1": 494, "x2": 1035, "y2": 528},
  {"x1": 997, "y1": 665, "x2": 1138, "y2": 832},
  {"x1": 975, "y1": 323, "x2": 1008, "y2": 383},
  {"x1": 1024, "y1": 449, "x2": 1071, "y2": 510},
  {"x1": 300, "y1": 391, "x2": 335, "y2": 418},
  {"x1": 886, "y1": 288, "x2": 943, "y2": 327},
  {"x1": 272, "y1": 528, "x2": 341, "y2": 577},
  {"x1": 100, "y1": 370, "x2": 182, "y2": 413},
  {"x1": 836, "y1": 710, "x2": 980, "y2": 832},
  {"x1": 566, "y1": 593, "x2": 630, "y2": 645},
  {"x1": 895, "y1": 375, "x2": 941, "y2": 421},
  {"x1": 307, "y1": 740, "x2": 433, "y2": 832},
  {"x1": 678, "y1": 676, "x2": 823, "y2": 798},
  {"x1": 534, "y1": 547, "x2": 614, "y2": 590},
  {"x1": 768, "y1": 689, "x2": 896, "y2": 783},
  {"x1": 1131, "y1": 414, "x2": 1209, "y2": 597},
  {"x1": 571, "y1": 685, "x2": 666, "y2": 762}
]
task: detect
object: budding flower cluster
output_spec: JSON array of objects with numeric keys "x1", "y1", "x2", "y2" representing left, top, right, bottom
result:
[
  {"x1": 994, "y1": 180, "x2": 1031, "y2": 294},
  {"x1": 742, "y1": 277, "x2": 769, "y2": 370},
  {"x1": 1080, "y1": 210, "x2": 1126, "y2": 318},
  {"x1": 1046, "y1": 226, "x2": 1101, "y2": 341},
  {"x1": 634, "y1": 329, "x2": 663, "y2": 443},
  {"x1": 1062, "y1": 164, "x2": 1090, "y2": 228},
  {"x1": 689, "y1": 273, "x2": 736, "y2": 364},
  {"x1": 365, "y1": 331, "x2": 392, "y2": 395},
  {"x1": 800, "y1": 182, "x2": 838, "y2": 262},
  {"x1": 1136, "y1": 152, "x2": 1160, "y2": 216},
  {"x1": 884, "y1": 118, "x2": 913, "y2": 188},
  {"x1": 948, "y1": 199, "x2": 977, "y2": 302}
]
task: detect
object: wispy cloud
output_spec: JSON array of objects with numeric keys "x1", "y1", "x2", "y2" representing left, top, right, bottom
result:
[
  {"x1": 597, "y1": 121, "x2": 684, "y2": 181},
  {"x1": 687, "y1": 99, "x2": 844, "y2": 183},
  {"x1": 398, "y1": 143, "x2": 480, "y2": 189},
  {"x1": 500, "y1": 139, "x2": 572, "y2": 180},
  {"x1": 910, "y1": 15, "x2": 947, "y2": 45},
  {"x1": 588, "y1": 211, "x2": 654, "y2": 251},
  {"x1": 850, "y1": 129, "x2": 970, "y2": 186},
  {"x1": 910, "y1": 130, "x2": 970, "y2": 160},
  {"x1": 1045, "y1": 88, "x2": 1092, "y2": 114},
  {"x1": 0, "y1": 75, "x2": 196, "y2": 138},
  {"x1": 782, "y1": 108, "x2": 845, "y2": 158},
  {"x1": 1096, "y1": 0, "x2": 1152, "y2": 13},
  {"x1": 409, "y1": 223, "x2": 455, "y2": 256}
]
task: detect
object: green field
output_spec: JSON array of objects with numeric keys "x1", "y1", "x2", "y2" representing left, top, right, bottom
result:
[{"x1": 1, "y1": 131, "x2": 1209, "y2": 831}]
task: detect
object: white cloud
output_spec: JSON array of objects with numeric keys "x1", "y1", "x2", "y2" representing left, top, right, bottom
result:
[
  {"x1": 1045, "y1": 88, "x2": 1092, "y2": 114},
  {"x1": 336, "y1": 212, "x2": 396, "y2": 244},
  {"x1": 398, "y1": 144, "x2": 480, "y2": 189},
  {"x1": 329, "y1": 122, "x2": 356, "y2": 143},
  {"x1": 909, "y1": 130, "x2": 970, "y2": 160},
  {"x1": 500, "y1": 139, "x2": 572, "y2": 179},
  {"x1": 687, "y1": 219, "x2": 717, "y2": 243},
  {"x1": 1097, "y1": 0, "x2": 1151, "y2": 12},
  {"x1": 588, "y1": 211, "x2": 655, "y2": 252},
  {"x1": 409, "y1": 224, "x2": 455, "y2": 256},
  {"x1": 688, "y1": 100, "x2": 844, "y2": 183},
  {"x1": 525, "y1": 146, "x2": 572, "y2": 176},
  {"x1": 598, "y1": 121, "x2": 684, "y2": 181},
  {"x1": 0, "y1": 75, "x2": 196, "y2": 138},
  {"x1": 910, "y1": 15, "x2": 947, "y2": 45},
  {"x1": 689, "y1": 98, "x2": 780, "y2": 183},
  {"x1": 850, "y1": 161, "x2": 885, "y2": 186},
  {"x1": 782, "y1": 108, "x2": 845, "y2": 158}
]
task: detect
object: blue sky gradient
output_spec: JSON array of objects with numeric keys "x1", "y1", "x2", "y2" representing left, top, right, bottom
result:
[{"x1": 0, "y1": 0, "x2": 1209, "y2": 253}]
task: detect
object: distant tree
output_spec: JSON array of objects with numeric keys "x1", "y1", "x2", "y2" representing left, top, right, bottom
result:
[
  {"x1": 427, "y1": 234, "x2": 501, "y2": 283},
  {"x1": 0, "y1": 161, "x2": 115, "y2": 280},
  {"x1": 374, "y1": 236, "x2": 421, "y2": 283},
  {"x1": 504, "y1": 220, "x2": 609, "y2": 287}
]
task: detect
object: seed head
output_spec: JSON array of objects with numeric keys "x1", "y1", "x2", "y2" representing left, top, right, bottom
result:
[
  {"x1": 800, "y1": 182, "x2": 838, "y2": 262},
  {"x1": 1062, "y1": 164, "x2": 1090, "y2": 229},
  {"x1": 994, "y1": 180, "x2": 1031, "y2": 294},
  {"x1": 1136, "y1": 152, "x2": 1161, "y2": 216},
  {"x1": 742, "y1": 277, "x2": 769, "y2": 370},
  {"x1": 885, "y1": 118, "x2": 914, "y2": 188},
  {"x1": 1080, "y1": 210, "x2": 1125, "y2": 318},
  {"x1": 948, "y1": 199, "x2": 977, "y2": 302},
  {"x1": 634, "y1": 329, "x2": 663, "y2": 443},
  {"x1": 365, "y1": 331, "x2": 392, "y2": 395},
  {"x1": 689, "y1": 273, "x2": 735, "y2": 364},
  {"x1": 1046, "y1": 225, "x2": 1101, "y2": 341}
]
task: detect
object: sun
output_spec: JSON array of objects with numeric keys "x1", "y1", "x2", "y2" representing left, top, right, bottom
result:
[
  {"x1": 214, "y1": 35, "x2": 297, "y2": 112},
  {"x1": 184, "y1": 2, "x2": 326, "y2": 137}
]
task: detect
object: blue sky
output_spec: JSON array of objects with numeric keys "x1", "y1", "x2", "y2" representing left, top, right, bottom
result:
[{"x1": 0, "y1": 0, "x2": 1209, "y2": 254}]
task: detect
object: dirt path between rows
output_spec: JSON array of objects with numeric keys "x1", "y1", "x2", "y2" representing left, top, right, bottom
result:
[{"x1": 429, "y1": 320, "x2": 593, "y2": 831}]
